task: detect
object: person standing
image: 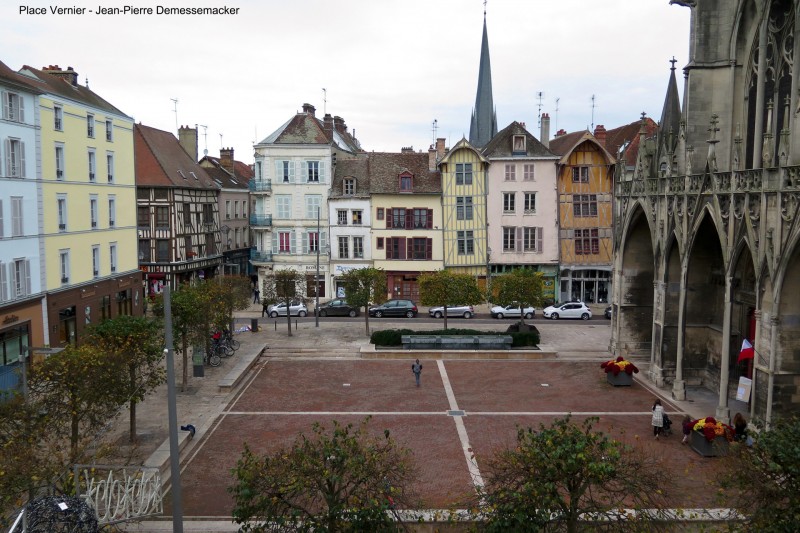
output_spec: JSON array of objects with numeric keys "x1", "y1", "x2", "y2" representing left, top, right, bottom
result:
[
  {"x1": 261, "y1": 299, "x2": 269, "y2": 317},
  {"x1": 411, "y1": 359, "x2": 422, "y2": 387},
  {"x1": 652, "y1": 399, "x2": 664, "y2": 440},
  {"x1": 253, "y1": 288, "x2": 260, "y2": 304}
]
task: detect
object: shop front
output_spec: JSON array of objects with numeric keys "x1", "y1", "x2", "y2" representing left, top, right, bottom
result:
[
  {"x1": 559, "y1": 267, "x2": 611, "y2": 304},
  {"x1": 0, "y1": 298, "x2": 45, "y2": 393},
  {"x1": 332, "y1": 264, "x2": 370, "y2": 299},
  {"x1": 387, "y1": 272, "x2": 420, "y2": 302}
]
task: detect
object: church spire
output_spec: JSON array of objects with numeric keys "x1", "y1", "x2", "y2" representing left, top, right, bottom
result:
[
  {"x1": 658, "y1": 58, "x2": 682, "y2": 153},
  {"x1": 469, "y1": 8, "x2": 497, "y2": 148}
]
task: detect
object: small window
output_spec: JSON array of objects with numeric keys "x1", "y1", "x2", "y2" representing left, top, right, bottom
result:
[
  {"x1": 54, "y1": 105, "x2": 63, "y2": 131},
  {"x1": 307, "y1": 161, "x2": 320, "y2": 182},
  {"x1": 455, "y1": 163, "x2": 473, "y2": 185},
  {"x1": 106, "y1": 152, "x2": 115, "y2": 182},
  {"x1": 524, "y1": 192, "x2": 536, "y2": 213},
  {"x1": 337, "y1": 210, "x2": 348, "y2": 225},
  {"x1": 352, "y1": 210, "x2": 363, "y2": 225},
  {"x1": 55, "y1": 145, "x2": 65, "y2": 180},
  {"x1": 399, "y1": 174, "x2": 412, "y2": 191},
  {"x1": 504, "y1": 164, "x2": 516, "y2": 181},
  {"x1": 572, "y1": 166, "x2": 589, "y2": 183},
  {"x1": 512, "y1": 135, "x2": 526, "y2": 153},
  {"x1": 88, "y1": 151, "x2": 96, "y2": 182},
  {"x1": 87, "y1": 114, "x2": 95, "y2": 137},
  {"x1": 338, "y1": 236, "x2": 349, "y2": 259},
  {"x1": 376, "y1": 208, "x2": 384, "y2": 220},
  {"x1": 344, "y1": 178, "x2": 355, "y2": 195},
  {"x1": 156, "y1": 206, "x2": 169, "y2": 228},
  {"x1": 377, "y1": 237, "x2": 384, "y2": 249},
  {"x1": 523, "y1": 164, "x2": 535, "y2": 181},
  {"x1": 105, "y1": 120, "x2": 113, "y2": 142},
  {"x1": 2, "y1": 91, "x2": 25, "y2": 122},
  {"x1": 503, "y1": 192, "x2": 516, "y2": 213}
]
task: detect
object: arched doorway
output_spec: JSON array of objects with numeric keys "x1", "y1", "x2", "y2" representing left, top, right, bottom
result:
[{"x1": 617, "y1": 206, "x2": 655, "y2": 358}]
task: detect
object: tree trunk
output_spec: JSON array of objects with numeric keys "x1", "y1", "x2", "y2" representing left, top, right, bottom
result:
[
  {"x1": 364, "y1": 308, "x2": 370, "y2": 336},
  {"x1": 444, "y1": 305, "x2": 449, "y2": 331},
  {"x1": 286, "y1": 301, "x2": 293, "y2": 337},
  {"x1": 181, "y1": 333, "x2": 188, "y2": 392},
  {"x1": 129, "y1": 363, "x2": 137, "y2": 442}
]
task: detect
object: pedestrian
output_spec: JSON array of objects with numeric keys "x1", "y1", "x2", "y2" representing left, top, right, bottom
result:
[
  {"x1": 261, "y1": 299, "x2": 269, "y2": 317},
  {"x1": 253, "y1": 288, "x2": 260, "y2": 304},
  {"x1": 681, "y1": 414, "x2": 693, "y2": 444},
  {"x1": 733, "y1": 412, "x2": 748, "y2": 442},
  {"x1": 652, "y1": 399, "x2": 664, "y2": 440},
  {"x1": 411, "y1": 359, "x2": 422, "y2": 387}
]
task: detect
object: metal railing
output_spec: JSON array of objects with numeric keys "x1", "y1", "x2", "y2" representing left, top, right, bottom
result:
[
  {"x1": 248, "y1": 180, "x2": 272, "y2": 192},
  {"x1": 249, "y1": 214, "x2": 272, "y2": 227}
]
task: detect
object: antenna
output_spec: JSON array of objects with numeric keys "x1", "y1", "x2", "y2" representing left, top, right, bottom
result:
[
  {"x1": 170, "y1": 98, "x2": 179, "y2": 132},
  {"x1": 199, "y1": 125, "x2": 208, "y2": 155},
  {"x1": 322, "y1": 88, "x2": 327, "y2": 115},
  {"x1": 590, "y1": 94, "x2": 596, "y2": 131},
  {"x1": 432, "y1": 119, "x2": 438, "y2": 146},
  {"x1": 536, "y1": 91, "x2": 545, "y2": 127},
  {"x1": 219, "y1": 133, "x2": 223, "y2": 149},
  {"x1": 555, "y1": 97, "x2": 560, "y2": 133}
]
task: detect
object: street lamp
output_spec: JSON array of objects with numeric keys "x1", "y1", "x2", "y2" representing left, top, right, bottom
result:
[
  {"x1": 486, "y1": 245, "x2": 492, "y2": 301},
  {"x1": 315, "y1": 207, "x2": 321, "y2": 328}
]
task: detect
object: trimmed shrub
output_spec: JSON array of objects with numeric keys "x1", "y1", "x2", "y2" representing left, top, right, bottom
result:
[
  {"x1": 370, "y1": 328, "x2": 540, "y2": 347},
  {"x1": 369, "y1": 329, "x2": 414, "y2": 346},
  {"x1": 510, "y1": 331, "x2": 540, "y2": 347}
]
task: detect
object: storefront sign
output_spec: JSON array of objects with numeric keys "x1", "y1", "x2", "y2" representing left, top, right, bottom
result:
[
  {"x1": 3, "y1": 314, "x2": 19, "y2": 325},
  {"x1": 334, "y1": 264, "x2": 368, "y2": 274}
]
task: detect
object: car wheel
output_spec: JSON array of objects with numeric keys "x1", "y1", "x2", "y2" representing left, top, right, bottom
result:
[
  {"x1": 319, "y1": 310, "x2": 327, "y2": 317},
  {"x1": 524, "y1": 312, "x2": 533, "y2": 319},
  {"x1": 348, "y1": 310, "x2": 357, "y2": 317},
  {"x1": 375, "y1": 311, "x2": 383, "y2": 318},
  {"x1": 433, "y1": 311, "x2": 443, "y2": 318},
  {"x1": 405, "y1": 311, "x2": 414, "y2": 318},
  {"x1": 551, "y1": 313, "x2": 559, "y2": 320},
  {"x1": 298, "y1": 311, "x2": 307, "y2": 317},
  {"x1": 581, "y1": 313, "x2": 590, "y2": 320},
  {"x1": 269, "y1": 311, "x2": 278, "y2": 318},
  {"x1": 496, "y1": 313, "x2": 504, "y2": 319},
  {"x1": 463, "y1": 311, "x2": 472, "y2": 319}
]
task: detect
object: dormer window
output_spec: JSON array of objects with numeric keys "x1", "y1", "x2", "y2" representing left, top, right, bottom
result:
[
  {"x1": 399, "y1": 173, "x2": 413, "y2": 192},
  {"x1": 512, "y1": 135, "x2": 526, "y2": 154},
  {"x1": 344, "y1": 178, "x2": 356, "y2": 195}
]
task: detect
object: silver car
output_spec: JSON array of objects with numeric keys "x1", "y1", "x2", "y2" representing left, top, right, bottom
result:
[
  {"x1": 490, "y1": 304, "x2": 535, "y2": 319},
  {"x1": 429, "y1": 305, "x2": 474, "y2": 319},
  {"x1": 543, "y1": 302, "x2": 592, "y2": 320},
  {"x1": 267, "y1": 301, "x2": 308, "y2": 318}
]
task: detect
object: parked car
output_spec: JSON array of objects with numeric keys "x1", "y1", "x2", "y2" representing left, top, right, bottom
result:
[
  {"x1": 543, "y1": 302, "x2": 592, "y2": 320},
  {"x1": 368, "y1": 299, "x2": 418, "y2": 318},
  {"x1": 315, "y1": 299, "x2": 359, "y2": 317},
  {"x1": 604, "y1": 305, "x2": 612, "y2": 319},
  {"x1": 429, "y1": 305, "x2": 474, "y2": 319},
  {"x1": 490, "y1": 303, "x2": 535, "y2": 319},
  {"x1": 267, "y1": 301, "x2": 308, "y2": 318}
]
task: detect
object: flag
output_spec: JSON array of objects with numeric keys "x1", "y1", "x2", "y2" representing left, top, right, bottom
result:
[{"x1": 738, "y1": 339, "x2": 755, "y2": 363}]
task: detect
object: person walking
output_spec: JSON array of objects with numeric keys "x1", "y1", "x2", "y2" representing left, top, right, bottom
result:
[
  {"x1": 652, "y1": 399, "x2": 664, "y2": 440},
  {"x1": 261, "y1": 299, "x2": 269, "y2": 317},
  {"x1": 411, "y1": 359, "x2": 422, "y2": 387},
  {"x1": 681, "y1": 414, "x2": 693, "y2": 444},
  {"x1": 253, "y1": 288, "x2": 260, "y2": 304}
]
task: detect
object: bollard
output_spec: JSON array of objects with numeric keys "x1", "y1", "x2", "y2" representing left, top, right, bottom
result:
[
  {"x1": 250, "y1": 318, "x2": 258, "y2": 332},
  {"x1": 274, "y1": 320, "x2": 277, "y2": 331}
]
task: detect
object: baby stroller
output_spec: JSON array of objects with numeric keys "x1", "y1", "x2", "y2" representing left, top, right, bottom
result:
[{"x1": 661, "y1": 413, "x2": 673, "y2": 437}]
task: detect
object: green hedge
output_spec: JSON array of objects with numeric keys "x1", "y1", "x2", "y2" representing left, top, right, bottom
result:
[{"x1": 370, "y1": 328, "x2": 539, "y2": 347}]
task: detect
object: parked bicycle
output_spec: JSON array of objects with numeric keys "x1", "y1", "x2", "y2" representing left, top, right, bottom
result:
[
  {"x1": 204, "y1": 347, "x2": 221, "y2": 367},
  {"x1": 211, "y1": 329, "x2": 239, "y2": 358}
]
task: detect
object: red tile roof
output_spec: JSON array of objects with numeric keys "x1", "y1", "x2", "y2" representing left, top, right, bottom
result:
[
  {"x1": 135, "y1": 123, "x2": 218, "y2": 189},
  {"x1": 605, "y1": 118, "x2": 657, "y2": 163}
]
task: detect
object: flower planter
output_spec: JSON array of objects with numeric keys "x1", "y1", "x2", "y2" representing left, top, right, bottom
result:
[
  {"x1": 606, "y1": 372, "x2": 633, "y2": 386},
  {"x1": 690, "y1": 429, "x2": 730, "y2": 457}
]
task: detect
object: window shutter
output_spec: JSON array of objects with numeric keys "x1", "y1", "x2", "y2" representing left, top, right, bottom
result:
[
  {"x1": 426, "y1": 238, "x2": 432, "y2": 260},
  {"x1": 0, "y1": 263, "x2": 6, "y2": 301},
  {"x1": 399, "y1": 237, "x2": 407, "y2": 260},
  {"x1": 1, "y1": 91, "x2": 8, "y2": 120},
  {"x1": 292, "y1": 230, "x2": 298, "y2": 254},
  {"x1": 24, "y1": 259, "x2": 31, "y2": 296},
  {"x1": 319, "y1": 160, "x2": 326, "y2": 184},
  {"x1": 302, "y1": 232, "x2": 308, "y2": 254},
  {"x1": 536, "y1": 227, "x2": 543, "y2": 253},
  {"x1": 4, "y1": 139, "x2": 10, "y2": 176},
  {"x1": 427, "y1": 209, "x2": 433, "y2": 229},
  {"x1": 0, "y1": 200, "x2": 3, "y2": 236},
  {"x1": 320, "y1": 230, "x2": 327, "y2": 253},
  {"x1": 405, "y1": 210, "x2": 412, "y2": 230},
  {"x1": 274, "y1": 160, "x2": 281, "y2": 182},
  {"x1": 386, "y1": 210, "x2": 392, "y2": 229},
  {"x1": 405, "y1": 238, "x2": 412, "y2": 260},
  {"x1": 10, "y1": 262, "x2": 18, "y2": 298},
  {"x1": 20, "y1": 141, "x2": 26, "y2": 178},
  {"x1": 18, "y1": 95, "x2": 24, "y2": 123},
  {"x1": 272, "y1": 232, "x2": 278, "y2": 253},
  {"x1": 516, "y1": 227, "x2": 523, "y2": 251},
  {"x1": 301, "y1": 161, "x2": 308, "y2": 183}
]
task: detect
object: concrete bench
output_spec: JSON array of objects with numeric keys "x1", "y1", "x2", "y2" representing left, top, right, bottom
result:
[{"x1": 401, "y1": 335, "x2": 513, "y2": 350}]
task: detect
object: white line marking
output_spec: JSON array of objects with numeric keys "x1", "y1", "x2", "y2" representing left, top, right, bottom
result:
[
  {"x1": 223, "y1": 411, "x2": 670, "y2": 416},
  {"x1": 438, "y1": 360, "x2": 484, "y2": 490}
]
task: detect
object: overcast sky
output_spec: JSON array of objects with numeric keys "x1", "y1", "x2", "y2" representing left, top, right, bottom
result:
[{"x1": 3, "y1": 0, "x2": 691, "y2": 159}]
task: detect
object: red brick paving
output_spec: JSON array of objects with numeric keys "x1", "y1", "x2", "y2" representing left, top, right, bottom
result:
[{"x1": 169, "y1": 359, "x2": 734, "y2": 517}]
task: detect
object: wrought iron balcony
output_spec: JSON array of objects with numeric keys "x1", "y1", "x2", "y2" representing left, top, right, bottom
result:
[
  {"x1": 248, "y1": 180, "x2": 272, "y2": 193},
  {"x1": 249, "y1": 214, "x2": 272, "y2": 227},
  {"x1": 250, "y1": 249, "x2": 273, "y2": 263}
]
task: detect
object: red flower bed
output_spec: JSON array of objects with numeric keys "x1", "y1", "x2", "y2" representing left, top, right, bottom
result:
[
  {"x1": 600, "y1": 356, "x2": 639, "y2": 376},
  {"x1": 691, "y1": 416, "x2": 735, "y2": 442}
]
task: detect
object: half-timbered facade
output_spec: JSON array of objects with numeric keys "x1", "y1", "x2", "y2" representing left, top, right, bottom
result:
[{"x1": 135, "y1": 124, "x2": 221, "y2": 293}]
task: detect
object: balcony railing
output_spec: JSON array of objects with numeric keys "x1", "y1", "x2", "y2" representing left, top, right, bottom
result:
[
  {"x1": 250, "y1": 249, "x2": 273, "y2": 263},
  {"x1": 249, "y1": 180, "x2": 272, "y2": 192},
  {"x1": 250, "y1": 214, "x2": 272, "y2": 227}
]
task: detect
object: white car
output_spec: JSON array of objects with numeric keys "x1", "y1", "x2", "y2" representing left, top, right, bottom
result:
[
  {"x1": 267, "y1": 301, "x2": 308, "y2": 318},
  {"x1": 490, "y1": 304, "x2": 535, "y2": 319},
  {"x1": 429, "y1": 305, "x2": 474, "y2": 319},
  {"x1": 543, "y1": 302, "x2": 592, "y2": 320}
]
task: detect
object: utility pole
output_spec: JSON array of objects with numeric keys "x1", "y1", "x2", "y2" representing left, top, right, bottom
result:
[
  {"x1": 170, "y1": 98, "x2": 179, "y2": 132},
  {"x1": 163, "y1": 286, "x2": 184, "y2": 532},
  {"x1": 315, "y1": 207, "x2": 321, "y2": 327}
]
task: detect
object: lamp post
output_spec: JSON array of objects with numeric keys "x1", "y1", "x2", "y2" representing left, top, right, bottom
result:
[
  {"x1": 315, "y1": 207, "x2": 321, "y2": 328},
  {"x1": 486, "y1": 245, "x2": 492, "y2": 301}
]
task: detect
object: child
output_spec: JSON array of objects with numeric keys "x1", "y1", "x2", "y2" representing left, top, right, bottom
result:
[
  {"x1": 681, "y1": 414, "x2": 693, "y2": 444},
  {"x1": 652, "y1": 399, "x2": 664, "y2": 440}
]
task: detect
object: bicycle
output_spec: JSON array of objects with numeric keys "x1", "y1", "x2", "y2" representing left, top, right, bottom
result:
[{"x1": 204, "y1": 348, "x2": 221, "y2": 367}]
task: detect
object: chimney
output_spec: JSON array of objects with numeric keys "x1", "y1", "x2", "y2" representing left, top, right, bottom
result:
[
  {"x1": 333, "y1": 116, "x2": 346, "y2": 134},
  {"x1": 429, "y1": 145, "x2": 437, "y2": 171},
  {"x1": 436, "y1": 137, "x2": 446, "y2": 159},
  {"x1": 401, "y1": 146, "x2": 414, "y2": 153},
  {"x1": 323, "y1": 113, "x2": 334, "y2": 139},
  {"x1": 220, "y1": 147, "x2": 234, "y2": 174},
  {"x1": 302, "y1": 103, "x2": 316, "y2": 117},
  {"x1": 594, "y1": 124, "x2": 607, "y2": 147},
  {"x1": 178, "y1": 125, "x2": 198, "y2": 161},
  {"x1": 540, "y1": 113, "x2": 551, "y2": 148},
  {"x1": 556, "y1": 129, "x2": 567, "y2": 137},
  {"x1": 42, "y1": 65, "x2": 79, "y2": 86}
]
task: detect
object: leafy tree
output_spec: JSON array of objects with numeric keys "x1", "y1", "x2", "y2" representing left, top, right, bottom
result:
[
  {"x1": 230, "y1": 418, "x2": 417, "y2": 532},
  {"x1": 419, "y1": 270, "x2": 483, "y2": 330},
  {"x1": 262, "y1": 269, "x2": 306, "y2": 337},
  {"x1": 86, "y1": 315, "x2": 166, "y2": 443},
  {"x1": 27, "y1": 344, "x2": 126, "y2": 463},
  {"x1": 720, "y1": 415, "x2": 800, "y2": 531},
  {"x1": 152, "y1": 283, "x2": 204, "y2": 391},
  {"x1": 342, "y1": 267, "x2": 388, "y2": 336},
  {"x1": 213, "y1": 275, "x2": 252, "y2": 332},
  {"x1": 490, "y1": 268, "x2": 545, "y2": 325},
  {"x1": 476, "y1": 415, "x2": 665, "y2": 532}
]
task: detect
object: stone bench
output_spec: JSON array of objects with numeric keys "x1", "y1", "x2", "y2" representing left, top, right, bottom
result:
[{"x1": 401, "y1": 335, "x2": 513, "y2": 350}]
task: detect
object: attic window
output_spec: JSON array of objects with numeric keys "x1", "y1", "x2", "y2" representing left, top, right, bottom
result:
[
  {"x1": 344, "y1": 178, "x2": 356, "y2": 195},
  {"x1": 178, "y1": 170, "x2": 187, "y2": 179},
  {"x1": 189, "y1": 171, "x2": 198, "y2": 180},
  {"x1": 213, "y1": 179, "x2": 223, "y2": 186},
  {"x1": 512, "y1": 135, "x2": 526, "y2": 153},
  {"x1": 399, "y1": 173, "x2": 413, "y2": 192}
]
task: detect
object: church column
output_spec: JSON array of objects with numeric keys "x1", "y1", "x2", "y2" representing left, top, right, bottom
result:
[
  {"x1": 716, "y1": 275, "x2": 733, "y2": 421},
  {"x1": 753, "y1": 12, "x2": 769, "y2": 166},
  {"x1": 749, "y1": 309, "x2": 762, "y2": 421},
  {"x1": 673, "y1": 261, "x2": 688, "y2": 401},
  {"x1": 650, "y1": 280, "x2": 667, "y2": 387},
  {"x1": 766, "y1": 314, "x2": 780, "y2": 427}
]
